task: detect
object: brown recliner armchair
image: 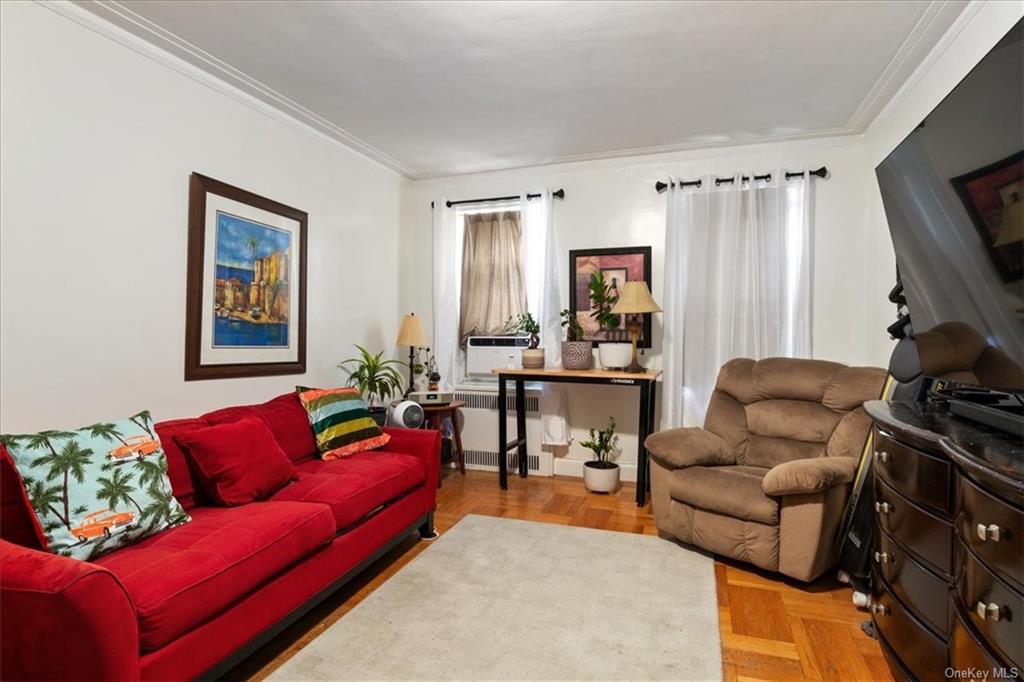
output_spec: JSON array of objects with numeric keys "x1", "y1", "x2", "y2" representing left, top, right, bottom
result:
[{"x1": 646, "y1": 357, "x2": 886, "y2": 582}]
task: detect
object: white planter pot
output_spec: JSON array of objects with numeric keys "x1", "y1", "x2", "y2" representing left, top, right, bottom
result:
[
  {"x1": 583, "y1": 461, "x2": 620, "y2": 493},
  {"x1": 597, "y1": 342, "x2": 632, "y2": 370},
  {"x1": 521, "y1": 348, "x2": 545, "y2": 369}
]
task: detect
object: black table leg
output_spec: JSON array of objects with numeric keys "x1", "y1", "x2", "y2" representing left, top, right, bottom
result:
[
  {"x1": 636, "y1": 380, "x2": 652, "y2": 507},
  {"x1": 647, "y1": 380, "x2": 657, "y2": 493},
  {"x1": 498, "y1": 375, "x2": 508, "y2": 490},
  {"x1": 515, "y1": 378, "x2": 528, "y2": 478}
]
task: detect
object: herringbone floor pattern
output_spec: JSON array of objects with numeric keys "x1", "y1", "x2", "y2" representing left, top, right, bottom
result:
[{"x1": 229, "y1": 470, "x2": 891, "y2": 681}]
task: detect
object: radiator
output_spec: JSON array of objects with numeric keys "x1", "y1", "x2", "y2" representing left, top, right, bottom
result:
[{"x1": 453, "y1": 388, "x2": 551, "y2": 476}]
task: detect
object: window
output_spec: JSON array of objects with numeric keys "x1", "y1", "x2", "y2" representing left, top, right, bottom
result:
[{"x1": 458, "y1": 204, "x2": 527, "y2": 341}]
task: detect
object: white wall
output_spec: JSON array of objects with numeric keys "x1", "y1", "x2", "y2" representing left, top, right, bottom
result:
[
  {"x1": 399, "y1": 136, "x2": 886, "y2": 476},
  {"x1": 0, "y1": 2, "x2": 403, "y2": 431}
]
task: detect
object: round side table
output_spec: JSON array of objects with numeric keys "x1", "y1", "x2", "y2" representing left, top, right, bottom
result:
[{"x1": 421, "y1": 400, "x2": 466, "y2": 475}]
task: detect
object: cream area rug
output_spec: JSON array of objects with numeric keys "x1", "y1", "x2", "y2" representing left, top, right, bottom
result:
[{"x1": 269, "y1": 515, "x2": 721, "y2": 681}]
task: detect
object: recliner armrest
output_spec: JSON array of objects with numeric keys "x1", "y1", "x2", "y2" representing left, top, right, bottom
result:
[
  {"x1": 762, "y1": 457, "x2": 858, "y2": 496},
  {"x1": 644, "y1": 427, "x2": 735, "y2": 470}
]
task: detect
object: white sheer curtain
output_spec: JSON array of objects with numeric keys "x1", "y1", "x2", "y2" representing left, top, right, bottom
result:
[
  {"x1": 432, "y1": 199, "x2": 462, "y2": 389},
  {"x1": 662, "y1": 172, "x2": 813, "y2": 427},
  {"x1": 522, "y1": 189, "x2": 570, "y2": 445}
]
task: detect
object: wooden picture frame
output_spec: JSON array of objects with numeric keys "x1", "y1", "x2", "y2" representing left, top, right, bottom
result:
[
  {"x1": 185, "y1": 173, "x2": 307, "y2": 380},
  {"x1": 568, "y1": 246, "x2": 653, "y2": 348},
  {"x1": 950, "y1": 151, "x2": 1023, "y2": 283}
]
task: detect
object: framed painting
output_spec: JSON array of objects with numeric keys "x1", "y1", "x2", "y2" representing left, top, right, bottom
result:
[
  {"x1": 950, "y1": 151, "x2": 1023, "y2": 283},
  {"x1": 185, "y1": 173, "x2": 307, "y2": 380},
  {"x1": 568, "y1": 246, "x2": 652, "y2": 347}
]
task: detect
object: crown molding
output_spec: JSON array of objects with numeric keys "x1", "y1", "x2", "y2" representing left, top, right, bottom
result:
[{"x1": 43, "y1": 0, "x2": 413, "y2": 178}]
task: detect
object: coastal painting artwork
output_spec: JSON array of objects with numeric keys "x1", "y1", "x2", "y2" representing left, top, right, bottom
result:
[
  {"x1": 185, "y1": 173, "x2": 307, "y2": 380},
  {"x1": 213, "y1": 212, "x2": 291, "y2": 348}
]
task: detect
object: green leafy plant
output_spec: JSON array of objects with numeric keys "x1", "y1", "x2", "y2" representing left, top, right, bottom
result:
[
  {"x1": 338, "y1": 345, "x2": 407, "y2": 407},
  {"x1": 580, "y1": 417, "x2": 618, "y2": 467},
  {"x1": 560, "y1": 309, "x2": 585, "y2": 342},
  {"x1": 504, "y1": 312, "x2": 541, "y2": 349},
  {"x1": 588, "y1": 272, "x2": 620, "y2": 330}
]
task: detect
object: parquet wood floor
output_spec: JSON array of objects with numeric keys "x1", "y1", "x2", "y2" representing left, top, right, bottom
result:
[{"x1": 226, "y1": 470, "x2": 891, "y2": 681}]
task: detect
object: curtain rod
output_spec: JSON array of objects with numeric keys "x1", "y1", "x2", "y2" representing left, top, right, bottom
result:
[
  {"x1": 431, "y1": 188, "x2": 564, "y2": 209},
  {"x1": 655, "y1": 166, "x2": 827, "y2": 193}
]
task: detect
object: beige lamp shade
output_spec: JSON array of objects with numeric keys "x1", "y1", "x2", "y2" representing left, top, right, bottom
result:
[
  {"x1": 395, "y1": 313, "x2": 428, "y2": 347},
  {"x1": 611, "y1": 281, "x2": 662, "y2": 314}
]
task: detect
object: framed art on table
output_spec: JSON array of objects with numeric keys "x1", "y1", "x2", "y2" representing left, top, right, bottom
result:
[
  {"x1": 568, "y1": 246, "x2": 652, "y2": 348},
  {"x1": 184, "y1": 172, "x2": 307, "y2": 380}
]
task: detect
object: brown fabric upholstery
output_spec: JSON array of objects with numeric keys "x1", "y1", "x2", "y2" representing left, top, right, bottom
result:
[
  {"x1": 645, "y1": 428, "x2": 733, "y2": 469},
  {"x1": 648, "y1": 356, "x2": 885, "y2": 582},
  {"x1": 914, "y1": 321, "x2": 1024, "y2": 390},
  {"x1": 761, "y1": 457, "x2": 857, "y2": 496},
  {"x1": 669, "y1": 465, "x2": 777, "y2": 524}
]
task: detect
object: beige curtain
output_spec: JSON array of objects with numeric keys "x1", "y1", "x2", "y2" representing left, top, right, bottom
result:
[{"x1": 459, "y1": 210, "x2": 527, "y2": 341}]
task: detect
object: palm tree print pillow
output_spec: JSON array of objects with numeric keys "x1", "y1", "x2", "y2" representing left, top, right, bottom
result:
[{"x1": 1, "y1": 411, "x2": 190, "y2": 561}]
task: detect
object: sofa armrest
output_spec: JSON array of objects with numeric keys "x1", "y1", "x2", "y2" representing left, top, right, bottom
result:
[
  {"x1": 762, "y1": 457, "x2": 858, "y2": 497},
  {"x1": 644, "y1": 428, "x2": 735, "y2": 470},
  {"x1": 382, "y1": 427, "x2": 441, "y2": 507},
  {"x1": 0, "y1": 539, "x2": 140, "y2": 681}
]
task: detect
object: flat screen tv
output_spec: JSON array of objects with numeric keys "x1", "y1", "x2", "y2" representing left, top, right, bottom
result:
[{"x1": 875, "y1": 19, "x2": 1023, "y2": 393}]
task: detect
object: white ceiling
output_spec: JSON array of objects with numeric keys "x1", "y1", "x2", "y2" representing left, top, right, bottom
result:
[{"x1": 78, "y1": 0, "x2": 968, "y2": 178}]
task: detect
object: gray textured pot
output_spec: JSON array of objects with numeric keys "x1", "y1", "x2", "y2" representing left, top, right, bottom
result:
[{"x1": 561, "y1": 341, "x2": 593, "y2": 370}]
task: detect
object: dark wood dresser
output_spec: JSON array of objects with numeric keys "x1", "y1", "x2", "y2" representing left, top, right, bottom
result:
[{"x1": 864, "y1": 400, "x2": 1022, "y2": 681}]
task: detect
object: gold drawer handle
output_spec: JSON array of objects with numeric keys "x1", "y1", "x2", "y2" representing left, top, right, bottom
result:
[
  {"x1": 976, "y1": 523, "x2": 1002, "y2": 543},
  {"x1": 875, "y1": 501, "x2": 892, "y2": 515},
  {"x1": 875, "y1": 450, "x2": 890, "y2": 464},
  {"x1": 869, "y1": 603, "x2": 889, "y2": 616},
  {"x1": 975, "y1": 601, "x2": 1002, "y2": 622},
  {"x1": 873, "y1": 551, "x2": 894, "y2": 564}
]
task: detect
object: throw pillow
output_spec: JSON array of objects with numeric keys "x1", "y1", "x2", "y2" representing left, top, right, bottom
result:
[
  {"x1": 296, "y1": 386, "x2": 390, "y2": 459},
  {"x1": 0, "y1": 411, "x2": 191, "y2": 561},
  {"x1": 174, "y1": 417, "x2": 297, "y2": 506}
]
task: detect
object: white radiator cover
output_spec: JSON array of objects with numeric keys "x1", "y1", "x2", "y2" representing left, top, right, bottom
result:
[{"x1": 453, "y1": 388, "x2": 551, "y2": 476}]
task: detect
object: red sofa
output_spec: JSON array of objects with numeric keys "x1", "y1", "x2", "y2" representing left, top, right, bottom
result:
[{"x1": 0, "y1": 392, "x2": 440, "y2": 681}]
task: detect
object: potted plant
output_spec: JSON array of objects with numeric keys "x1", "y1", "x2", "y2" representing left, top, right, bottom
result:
[
  {"x1": 505, "y1": 312, "x2": 544, "y2": 368},
  {"x1": 588, "y1": 271, "x2": 631, "y2": 370},
  {"x1": 338, "y1": 345, "x2": 406, "y2": 425},
  {"x1": 559, "y1": 309, "x2": 592, "y2": 370},
  {"x1": 580, "y1": 417, "x2": 620, "y2": 493}
]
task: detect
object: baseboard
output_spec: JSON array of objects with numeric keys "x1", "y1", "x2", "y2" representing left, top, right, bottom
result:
[{"x1": 552, "y1": 458, "x2": 638, "y2": 483}]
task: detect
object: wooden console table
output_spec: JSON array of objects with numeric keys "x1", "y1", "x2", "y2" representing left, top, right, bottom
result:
[{"x1": 491, "y1": 367, "x2": 662, "y2": 506}]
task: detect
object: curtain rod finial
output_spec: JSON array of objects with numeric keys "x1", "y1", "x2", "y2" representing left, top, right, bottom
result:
[{"x1": 655, "y1": 181, "x2": 668, "y2": 194}]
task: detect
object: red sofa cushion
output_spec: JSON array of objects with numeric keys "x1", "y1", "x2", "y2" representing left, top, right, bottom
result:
[
  {"x1": 95, "y1": 501, "x2": 334, "y2": 652},
  {"x1": 154, "y1": 418, "x2": 210, "y2": 510},
  {"x1": 272, "y1": 451, "x2": 425, "y2": 531},
  {"x1": 0, "y1": 446, "x2": 45, "y2": 550},
  {"x1": 175, "y1": 418, "x2": 297, "y2": 506},
  {"x1": 202, "y1": 393, "x2": 317, "y2": 462}
]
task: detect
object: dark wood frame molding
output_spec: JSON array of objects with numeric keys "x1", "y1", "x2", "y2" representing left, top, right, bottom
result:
[{"x1": 185, "y1": 172, "x2": 308, "y2": 381}]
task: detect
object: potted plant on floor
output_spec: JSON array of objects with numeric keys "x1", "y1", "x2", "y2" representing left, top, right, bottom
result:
[
  {"x1": 338, "y1": 345, "x2": 406, "y2": 425},
  {"x1": 559, "y1": 309, "x2": 592, "y2": 370},
  {"x1": 580, "y1": 417, "x2": 620, "y2": 493},
  {"x1": 505, "y1": 312, "x2": 545, "y2": 368},
  {"x1": 588, "y1": 271, "x2": 631, "y2": 370}
]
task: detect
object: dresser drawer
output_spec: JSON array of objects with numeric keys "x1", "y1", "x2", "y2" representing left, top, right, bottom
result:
[
  {"x1": 871, "y1": 569, "x2": 948, "y2": 681},
  {"x1": 875, "y1": 527, "x2": 951, "y2": 637},
  {"x1": 875, "y1": 429, "x2": 953, "y2": 514},
  {"x1": 957, "y1": 541, "x2": 1023, "y2": 668},
  {"x1": 875, "y1": 475, "x2": 954, "y2": 576},
  {"x1": 951, "y1": 602, "x2": 1012, "y2": 681},
  {"x1": 957, "y1": 474, "x2": 1024, "y2": 593}
]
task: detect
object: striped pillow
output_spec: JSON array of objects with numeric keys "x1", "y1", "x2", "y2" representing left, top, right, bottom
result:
[{"x1": 295, "y1": 387, "x2": 390, "y2": 459}]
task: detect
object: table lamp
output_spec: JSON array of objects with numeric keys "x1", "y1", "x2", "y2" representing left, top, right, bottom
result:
[
  {"x1": 396, "y1": 313, "x2": 428, "y2": 396},
  {"x1": 610, "y1": 281, "x2": 662, "y2": 373}
]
